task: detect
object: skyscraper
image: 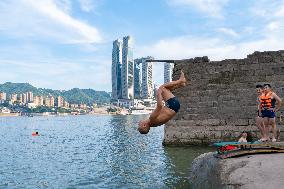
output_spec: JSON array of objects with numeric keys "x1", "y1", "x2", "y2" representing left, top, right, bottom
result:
[
  {"x1": 164, "y1": 63, "x2": 174, "y2": 83},
  {"x1": 111, "y1": 39, "x2": 122, "y2": 100},
  {"x1": 134, "y1": 58, "x2": 142, "y2": 99},
  {"x1": 0, "y1": 92, "x2": 6, "y2": 101},
  {"x1": 141, "y1": 56, "x2": 154, "y2": 99},
  {"x1": 121, "y1": 36, "x2": 134, "y2": 99}
]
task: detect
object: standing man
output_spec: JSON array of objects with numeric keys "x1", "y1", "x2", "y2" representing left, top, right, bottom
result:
[
  {"x1": 256, "y1": 84, "x2": 265, "y2": 141},
  {"x1": 138, "y1": 70, "x2": 186, "y2": 134},
  {"x1": 259, "y1": 84, "x2": 282, "y2": 142}
]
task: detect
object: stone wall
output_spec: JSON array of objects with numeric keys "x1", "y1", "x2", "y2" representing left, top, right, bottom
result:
[{"x1": 163, "y1": 50, "x2": 284, "y2": 145}]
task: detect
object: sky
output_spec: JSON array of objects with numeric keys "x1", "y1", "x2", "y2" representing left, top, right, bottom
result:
[{"x1": 1, "y1": 0, "x2": 284, "y2": 92}]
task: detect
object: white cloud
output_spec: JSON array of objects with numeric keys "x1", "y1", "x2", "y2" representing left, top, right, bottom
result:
[
  {"x1": 275, "y1": 2, "x2": 284, "y2": 17},
  {"x1": 254, "y1": 1, "x2": 284, "y2": 37},
  {"x1": 54, "y1": 0, "x2": 72, "y2": 13},
  {"x1": 78, "y1": 0, "x2": 96, "y2": 12},
  {"x1": 217, "y1": 27, "x2": 239, "y2": 37},
  {"x1": 144, "y1": 0, "x2": 284, "y2": 62},
  {"x1": 136, "y1": 33, "x2": 284, "y2": 61},
  {"x1": 168, "y1": 0, "x2": 229, "y2": 18},
  {"x1": 26, "y1": 0, "x2": 102, "y2": 43},
  {"x1": 0, "y1": 0, "x2": 102, "y2": 44},
  {"x1": 267, "y1": 21, "x2": 280, "y2": 31}
]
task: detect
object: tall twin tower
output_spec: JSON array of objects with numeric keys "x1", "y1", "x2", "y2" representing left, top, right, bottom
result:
[{"x1": 111, "y1": 36, "x2": 154, "y2": 100}]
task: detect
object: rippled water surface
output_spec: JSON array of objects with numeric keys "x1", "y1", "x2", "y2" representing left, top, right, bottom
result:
[{"x1": 0, "y1": 115, "x2": 212, "y2": 188}]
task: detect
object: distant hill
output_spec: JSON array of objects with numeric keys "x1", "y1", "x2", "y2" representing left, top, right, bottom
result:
[{"x1": 0, "y1": 82, "x2": 110, "y2": 105}]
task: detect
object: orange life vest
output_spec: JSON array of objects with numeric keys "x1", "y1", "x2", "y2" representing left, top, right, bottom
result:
[{"x1": 260, "y1": 92, "x2": 275, "y2": 110}]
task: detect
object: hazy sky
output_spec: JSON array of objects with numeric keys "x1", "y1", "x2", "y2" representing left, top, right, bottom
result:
[{"x1": 1, "y1": 0, "x2": 284, "y2": 91}]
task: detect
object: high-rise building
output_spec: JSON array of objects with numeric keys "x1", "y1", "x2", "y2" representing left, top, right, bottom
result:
[
  {"x1": 21, "y1": 93, "x2": 27, "y2": 104},
  {"x1": 121, "y1": 36, "x2": 134, "y2": 99},
  {"x1": 11, "y1": 94, "x2": 17, "y2": 103},
  {"x1": 33, "y1": 96, "x2": 43, "y2": 106},
  {"x1": 111, "y1": 39, "x2": 123, "y2": 100},
  {"x1": 141, "y1": 56, "x2": 154, "y2": 99},
  {"x1": 26, "y1": 92, "x2": 34, "y2": 102},
  {"x1": 164, "y1": 63, "x2": 174, "y2": 83},
  {"x1": 0, "y1": 92, "x2": 6, "y2": 101},
  {"x1": 134, "y1": 59, "x2": 142, "y2": 99},
  {"x1": 57, "y1": 96, "x2": 64, "y2": 107},
  {"x1": 50, "y1": 96, "x2": 55, "y2": 107},
  {"x1": 45, "y1": 96, "x2": 51, "y2": 107},
  {"x1": 44, "y1": 96, "x2": 55, "y2": 107}
]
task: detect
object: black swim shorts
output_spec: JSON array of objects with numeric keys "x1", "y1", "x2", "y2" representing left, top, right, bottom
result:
[{"x1": 165, "y1": 97, "x2": 180, "y2": 113}]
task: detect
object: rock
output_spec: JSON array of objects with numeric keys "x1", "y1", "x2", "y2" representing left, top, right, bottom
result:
[{"x1": 190, "y1": 152, "x2": 284, "y2": 189}]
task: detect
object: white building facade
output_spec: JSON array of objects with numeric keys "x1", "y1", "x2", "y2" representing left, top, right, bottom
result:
[
  {"x1": 111, "y1": 39, "x2": 122, "y2": 100},
  {"x1": 141, "y1": 57, "x2": 154, "y2": 99},
  {"x1": 121, "y1": 36, "x2": 134, "y2": 99},
  {"x1": 164, "y1": 63, "x2": 174, "y2": 83}
]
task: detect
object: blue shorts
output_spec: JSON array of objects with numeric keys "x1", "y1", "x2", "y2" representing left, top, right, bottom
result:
[
  {"x1": 261, "y1": 110, "x2": 275, "y2": 118},
  {"x1": 165, "y1": 97, "x2": 180, "y2": 113}
]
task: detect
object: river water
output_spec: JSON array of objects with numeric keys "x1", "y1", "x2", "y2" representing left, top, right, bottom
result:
[{"x1": 0, "y1": 115, "x2": 212, "y2": 189}]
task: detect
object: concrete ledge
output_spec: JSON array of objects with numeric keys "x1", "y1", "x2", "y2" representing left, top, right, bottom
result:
[{"x1": 190, "y1": 152, "x2": 284, "y2": 189}]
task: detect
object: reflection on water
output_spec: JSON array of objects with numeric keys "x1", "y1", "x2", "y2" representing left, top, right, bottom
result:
[
  {"x1": 0, "y1": 115, "x2": 213, "y2": 188},
  {"x1": 163, "y1": 146, "x2": 213, "y2": 188}
]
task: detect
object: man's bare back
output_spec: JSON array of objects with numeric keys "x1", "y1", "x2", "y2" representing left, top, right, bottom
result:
[
  {"x1": 149, "y1": 106, "x2": 176, "y2": 127},
  {"x1": 138, "y1": 71, "x2": 186, "y2": 134}
]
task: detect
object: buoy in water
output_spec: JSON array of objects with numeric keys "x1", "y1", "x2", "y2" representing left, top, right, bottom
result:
[{"x1": 32, "y1": 131, "x2": 39, "y2": 136}]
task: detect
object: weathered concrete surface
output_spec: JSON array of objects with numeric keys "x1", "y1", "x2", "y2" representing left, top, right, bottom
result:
[
  {"x1": 164, "y1": 50, "x2": 284, "y2": 145},
  {"x1": 190, "y1": 152, "x2": 284, "y2": 189}
]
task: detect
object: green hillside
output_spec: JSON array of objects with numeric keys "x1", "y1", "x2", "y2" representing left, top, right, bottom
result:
[{"x1": 0, "y1": 82, "x2": 110, "y2": 105}]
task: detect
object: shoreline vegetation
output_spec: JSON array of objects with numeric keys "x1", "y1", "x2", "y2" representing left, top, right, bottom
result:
[{"x1": 0, "y1": 82, "x2": 155, "y2": 117}]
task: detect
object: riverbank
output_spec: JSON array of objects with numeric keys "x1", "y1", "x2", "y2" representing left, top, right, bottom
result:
[
  {"x1": 0, "y1": 113, "x2": 20, "y2": 117},
  {"x1": 190, "y1": 152, "x2": 284, "y2": 188}
]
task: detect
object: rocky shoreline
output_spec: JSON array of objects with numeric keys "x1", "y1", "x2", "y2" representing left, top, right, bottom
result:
[{"x1": 190, "y1": 152, "x2": 284, "y2": 189}]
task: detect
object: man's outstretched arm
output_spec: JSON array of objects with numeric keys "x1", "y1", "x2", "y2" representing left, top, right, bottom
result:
[
  {"x1": 156, "y1": 88, "x2": 164, "y2": 109},
  {"x1": 149, "y1": 88, "x2": 163, "y2": 121}
]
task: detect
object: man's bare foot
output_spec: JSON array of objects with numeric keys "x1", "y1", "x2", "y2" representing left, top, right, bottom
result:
[
  {"x1": 179, "y1": 70, "x2": 186, "y2": 86},
  {"x1": 258, "y1": 138, "x2": 270, "y2": 142}
]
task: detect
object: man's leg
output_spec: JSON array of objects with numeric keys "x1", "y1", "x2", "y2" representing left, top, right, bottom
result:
[
  {"x1": 270, "y1": 118, "x2": 277, "y2": 141},
  {"x1": 160, "y1": 87, "x2": 175, "y2": 102},
  {"x1": 256, "y1": 116, "x2": 264, "y2": 139},
  {"x1": 160, "y1": 70, "x2": 186, "y2": 92},
  {"x1": 262, "y1": 117, "x2": 270, "y2": 140},
  {"x1": 158, "y1": 71, "x2": 186, "y2": 102}
]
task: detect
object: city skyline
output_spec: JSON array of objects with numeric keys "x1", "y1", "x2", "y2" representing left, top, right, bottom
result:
[
  {"x1": 1, "y1": 0, "x2": 284, "y2": 91},
  {"x1": 0, "y1": 90, "x2": 91, "y2": 110},
  {"x1": 112, "y1": 36, "x2": 155, "y2": 101}
]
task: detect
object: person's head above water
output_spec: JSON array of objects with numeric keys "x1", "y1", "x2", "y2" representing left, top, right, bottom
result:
[
  {"x1": 138, "y1": 119, "x2": 151, "y2": 134},
  {"x1": 32, "y1": 131, "x2": 39, "y2": 136}
]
